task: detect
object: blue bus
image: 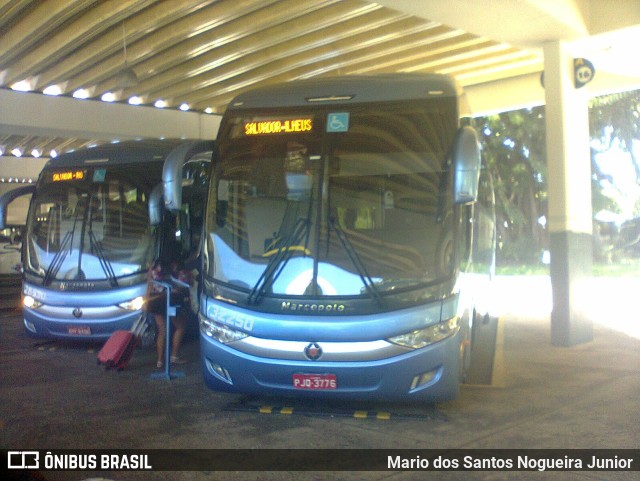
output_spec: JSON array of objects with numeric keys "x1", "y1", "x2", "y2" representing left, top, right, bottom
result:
[
  {"x1": 199, "y1": 74, "x2": 495, "y2": 401},
  {"x1": 0, "y1": 139, "x2": 212, "y2": 341}
]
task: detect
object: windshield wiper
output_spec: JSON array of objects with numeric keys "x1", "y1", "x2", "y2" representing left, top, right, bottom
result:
[
  {"x1": 85, "y1": 192, "x2": 118, "y2": 287},
  {"x1": 328, "y1": 216, "x2": 384, "y2": 308},
  {"x1": 44, "y1": 192, "x2": 87, "y2": 285},
  {"x1": 43, "y1": 231, "x2": 72, "y2": 286},
  {"x1": 247, "y1": 216, "x2": 311, "y2": 305},
  {"x1": 89, "y1": 230, "x2": 118, "y2": 287}
]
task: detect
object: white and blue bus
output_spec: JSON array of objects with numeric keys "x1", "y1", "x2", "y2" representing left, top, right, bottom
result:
[
  {"x1": 0, "y1": 139, "x2": 212, "y2": 341},
  {"x1": 199, "y1": 74, "x2": 495, "y2": 401}
]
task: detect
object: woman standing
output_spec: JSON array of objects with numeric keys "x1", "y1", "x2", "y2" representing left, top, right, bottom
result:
[{"x1": 146, "y1": 256, "x2": 191, "y2": 368}]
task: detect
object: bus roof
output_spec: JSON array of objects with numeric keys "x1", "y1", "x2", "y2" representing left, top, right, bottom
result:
[
  {"x1": 227, "y1": 73, "x2": 462, "y2": 111},
  {"x1": 43, "y1": 139, "x2": 184, "y2": 169}
]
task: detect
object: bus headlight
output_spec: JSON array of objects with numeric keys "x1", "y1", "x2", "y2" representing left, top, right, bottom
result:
[
  {"x1": 23, "y1": 295, "x2": 43, "y2": 309},
  {"x1": 200, "y1": 316, "x2": 248, "y2": 344},
  {"x1": 388, "y1": 318, "x2": 460, "y2": 349},
  {"x1": 118, "y1": 296, "x2": 145, "y2": 311}
]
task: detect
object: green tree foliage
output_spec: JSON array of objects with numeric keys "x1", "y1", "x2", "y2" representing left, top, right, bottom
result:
[
  {"x1": 475, "y1": 89, "x2": 640, "y2": 265},
  {"x1": 589, "y1": 90, "x2": 640, "y2": 218},
  {"x1": 475, "y1": 107, "x2": 547, "y2": 264},
  {"x1": 589, "y1": 90, "x2": 640, "y2": 183}
]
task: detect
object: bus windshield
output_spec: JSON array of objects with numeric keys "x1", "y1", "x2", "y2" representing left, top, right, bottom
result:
[
  {"x1": 24, "y1": 162, "x2": 160, "y2": 286},
  {"x1": 206, "y1": 99, "x2": 458, "y2": 306}
]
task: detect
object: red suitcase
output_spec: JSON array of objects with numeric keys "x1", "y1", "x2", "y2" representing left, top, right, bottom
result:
[{"x1": 97, "y1": 330, "x2": 138, "y2": 370}]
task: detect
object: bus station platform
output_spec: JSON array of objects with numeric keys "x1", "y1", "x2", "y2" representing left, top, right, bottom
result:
[{"x1": 0, "y1": 276, "x2": 638, "y2": 481}]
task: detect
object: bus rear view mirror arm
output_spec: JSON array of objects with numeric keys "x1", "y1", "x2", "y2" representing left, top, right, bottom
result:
[
  {"x1": 0, "y1": 185, "x2": 36, "y2": 230},
  {"x1": 149, "y1": 183, "x2": 164, "y2": 226},
  {"x1": 453, "y1": 126, "x2": 481, "y2": 205},
  {"x1": 163, "y1": 140, "x2": 215, "y2": 212}
]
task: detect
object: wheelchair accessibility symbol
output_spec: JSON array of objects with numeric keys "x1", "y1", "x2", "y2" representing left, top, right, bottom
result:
[{"x1": 327, "y1": 112, "x2": 349, "y2": 132}]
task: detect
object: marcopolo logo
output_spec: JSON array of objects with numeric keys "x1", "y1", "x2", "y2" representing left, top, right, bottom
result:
[
  {"x1": 8, "y1": 451, "x2": 40, "y2": 469},
  {"x1": 281, "y1": 301, "x2": 345, "y2": 312}
]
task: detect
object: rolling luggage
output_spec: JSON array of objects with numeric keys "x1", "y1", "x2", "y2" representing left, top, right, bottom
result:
[
  {"x1": 97, "y1": 315, "x2": 147, "y2": 370},
  {"x1": 97, "y1": 330, "x2": 137, "y2": 370}
]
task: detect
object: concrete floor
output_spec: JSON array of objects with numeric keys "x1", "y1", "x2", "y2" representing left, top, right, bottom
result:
[{"x1": 1, "y1": 276, "x2": 638, "y2": 481}]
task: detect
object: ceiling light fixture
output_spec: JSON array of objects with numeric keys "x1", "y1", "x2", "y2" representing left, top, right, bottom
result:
[
  {"x1": 115, "y1": 22, "x2": 138, "y2": 89},
  {"x1": 43, "y1": 85, "x2": 63, "y2": 96},
  {"x1": 10, "y1": 80, "x2": 33, "y2": 92},
  {"x1": 73, "y1": 88, "x2": 90, "y2": 99}
]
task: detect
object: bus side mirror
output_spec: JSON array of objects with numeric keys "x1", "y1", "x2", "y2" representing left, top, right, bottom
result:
[
  {"x1": 453, "y1": 126, "x2": 481, "y2": 205},
  {"x1": 163, "y1": 141, "x2": 214, "y2": 212},
  {"x1": 0, "y1": 185, "x2": 36, "y2": 230},
  {"x1": 149, "y1": 184, "x2": 163, "y2": 226}
]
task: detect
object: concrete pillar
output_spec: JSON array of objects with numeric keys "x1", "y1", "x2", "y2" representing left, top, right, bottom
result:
[{"x1": 543, "y1": 40, "x2": 593, "y2": 346}]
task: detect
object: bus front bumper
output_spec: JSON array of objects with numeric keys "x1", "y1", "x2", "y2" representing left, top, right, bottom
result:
[
  {"x1": 199, "y1": 330, "x2": 461, "y2": 402},
  {"x1": 23, "y1": 305, "x2": 142, "y2": 342}
]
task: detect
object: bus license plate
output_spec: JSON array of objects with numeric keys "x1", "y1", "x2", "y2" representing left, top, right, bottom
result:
[
  {"x1": 67, "y1": 326, "x2": 91, "y2": 335},
  {"x1": 293, "y1": 373, "x2": 337, "y2": 390}
]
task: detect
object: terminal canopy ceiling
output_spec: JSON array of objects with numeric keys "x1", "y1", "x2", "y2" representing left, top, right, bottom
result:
[{"x1": 1, "y1": 0, "x2": 639, "y2": 159}]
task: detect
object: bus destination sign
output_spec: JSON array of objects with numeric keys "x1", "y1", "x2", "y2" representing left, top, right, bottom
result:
[
  {"x1": 52, "y1": 170, "x2": 86, "y2": 182},
  {"x1": 245, "y1": 118, "x2": 312, "y2": 136}
]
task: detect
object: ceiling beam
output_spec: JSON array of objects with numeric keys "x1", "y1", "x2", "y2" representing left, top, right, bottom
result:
[
  {"x1": 375, "y1": 0, "x2": 590, "y2": 48},
  {"x1": 0, "y1": 89, "x2": 221, "y2": 142}
]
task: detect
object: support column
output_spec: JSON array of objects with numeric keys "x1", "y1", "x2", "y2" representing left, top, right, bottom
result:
[{"x1": 543, "y1": 40, "x2": 593, "y2": 346}]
